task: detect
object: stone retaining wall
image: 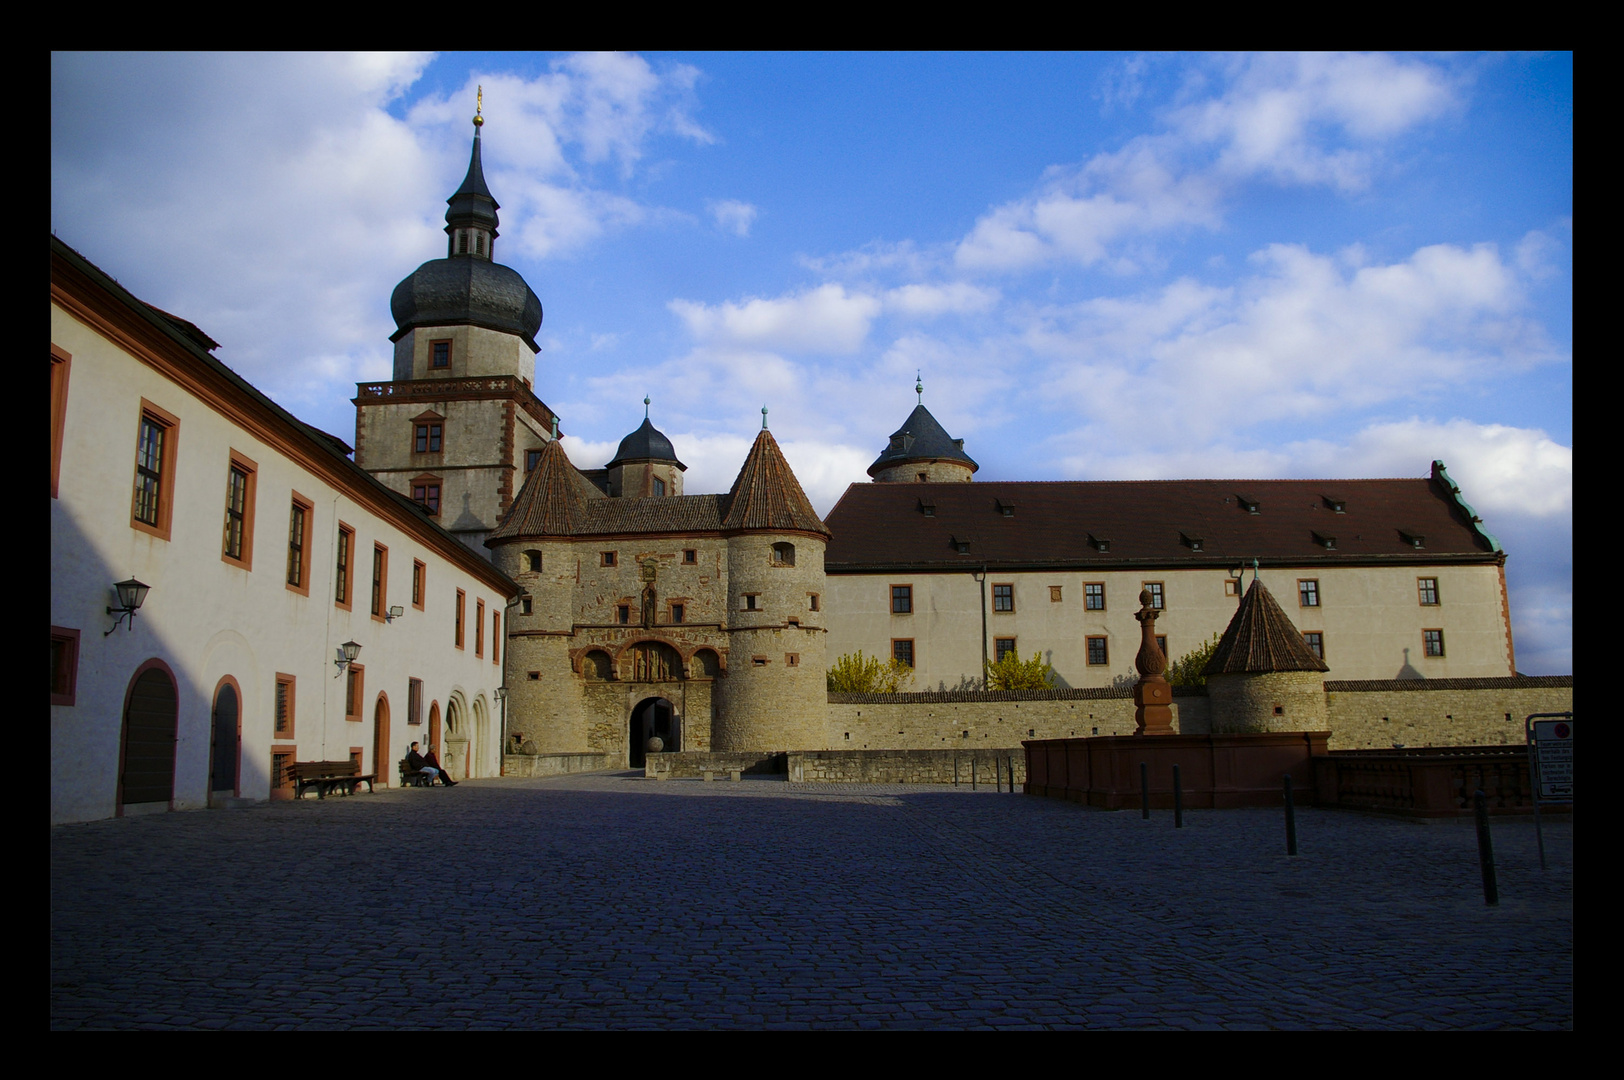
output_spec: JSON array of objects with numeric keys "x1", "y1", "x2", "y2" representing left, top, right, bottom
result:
[
  {"x1": 1323, "y1": 677, "x2": 1572, "y2": 750},
  {"x1": 787, "y1": 749, "x2": 1025, "y2": 786},
  {"x1": 501, "y1": 752, "x2": 609, "y2": 778},
  {"x1": 644, "y1": 750, "x2": 786, "y2": 780}
]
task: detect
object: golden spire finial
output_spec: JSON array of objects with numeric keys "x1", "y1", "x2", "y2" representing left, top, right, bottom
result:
[{"x1": 474, "y1": 85, "x2": 484, "y2": 128}]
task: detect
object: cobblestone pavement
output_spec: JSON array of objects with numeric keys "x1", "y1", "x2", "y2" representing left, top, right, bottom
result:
[{"x1": 50, "y1": 772, "x2": 1573, "y2": 1030}]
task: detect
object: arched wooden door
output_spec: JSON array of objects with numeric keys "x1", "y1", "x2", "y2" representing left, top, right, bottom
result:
[
  {"x1": 210, "y1": 680, "x2": 240, "y2": 797},
  {"x1": 372, "y1": 694, "x2": 390, "y2": 788},
  {"x1": 428, "y1": 702, "x2": 441, "y2": 758},
  {"x1": 121, "y1": 664, "x2": 178, "y2": 810}
]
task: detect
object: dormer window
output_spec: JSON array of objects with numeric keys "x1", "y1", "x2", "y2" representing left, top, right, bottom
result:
[
  {"x1": 890, "y1": 433, "x2": 914, "y2": 452},
  {"x1": 1399, "y1": 530, "x2": 1425, "y2": 549},
  {"x1": 996, "y1": 500, "x2": 1016, "y2": 518},
  {"x1": 1237, "y1": 495, "x2": 1259, "y2": 515},
  {"x1": 1088, "y1": 533, "x2": 1111, "y2": 553},
  {"x1": 1180, "y1": 532, "x2": 1205, "y2": 552},
  {"x1": 917, "y1": 498, "x2": 936, "y2": 517},
  {"x1": 1312, "y1": 531, "x2": 1337, "y2": 550},
  {"x1": 1323, "y1": 495, "x2": 1346, "y2": 513},
  {"x1": 951, "y1": 536, "x2": 971, "y2": 555}
]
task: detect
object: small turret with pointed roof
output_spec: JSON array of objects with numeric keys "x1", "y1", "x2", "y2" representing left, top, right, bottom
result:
[
  {"x1": 868, "y1": 375, "x2": 978, "y2": 482},
  {"x1": 487, "y1": 437, "x2": 604, "y2": 542},
  {"x1": 1204, "y1": 577, "x2": 1330, "y2": 676},
  {"x1": 722, "y1": 415, "x2": 830, "y2": 535}
]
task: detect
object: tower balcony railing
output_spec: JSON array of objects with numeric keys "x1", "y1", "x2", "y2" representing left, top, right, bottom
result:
[{"x1": 355, "y1": 376, "x2": 559, "y2": 435}]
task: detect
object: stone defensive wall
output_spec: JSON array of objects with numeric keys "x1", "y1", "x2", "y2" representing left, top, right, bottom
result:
[
  {"x1": 644, "y1": 750, "x2": 786, "y2": 780},
  {"x1": 826, "y1": 687, "x2": 1204, "y2": 748},
  {"x1": 826, "y1": 675, "x2": 1571, "y2": 753},
  {"x1": 1321, "y1": 675, "x2": 1572, "y2": 750}
]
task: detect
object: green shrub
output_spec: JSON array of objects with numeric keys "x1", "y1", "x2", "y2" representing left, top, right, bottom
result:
[
  {"x1": 826, "y1": 650, "x2": 916, "y2": 693},
  {"x1": 985, "y1": 650, "x2": 1057, "y2": 691},
  {"x1": 1167, "y1": 632, "x2": 1223, "y2": 688}
]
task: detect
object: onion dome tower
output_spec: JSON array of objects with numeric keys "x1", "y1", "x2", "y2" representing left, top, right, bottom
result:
[
  {"x1": 600, "y1": 399, "x2": 687, "y2": 497},
  {"x1": 354, "y1": 89, "x2": 561, "y2": 556},
  {"x1": 1202, "y1": 575, "x2": 1330, "y2": 734},
  {"x1": 868, "y1": 375, "x2": 977, "y2": 483}
]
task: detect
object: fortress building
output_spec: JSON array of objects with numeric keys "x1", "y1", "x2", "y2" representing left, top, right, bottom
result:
[{"x1": 51, "y1": 100, "x2": 1559, "y2": 824}]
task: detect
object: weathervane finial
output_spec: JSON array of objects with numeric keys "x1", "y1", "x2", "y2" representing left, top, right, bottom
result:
[
  {"x1": 550, "y1": 416, "x2": 558, "y2": 440},
  {"x1": 916, "y1": 370, "x2": 923, "y2": 405},
  {"x1": 761, "y1": 405, "x2": 769, "y2": 430},
  {"x1": 1252, "y1": 557, "x2": 1260, "y2": 584},
  {"x1": 644, "y1": 395, "x2": 650, "y2": 420},
  {"x1": 474, "y1": 85, "x2": 484, "y2": 128}
]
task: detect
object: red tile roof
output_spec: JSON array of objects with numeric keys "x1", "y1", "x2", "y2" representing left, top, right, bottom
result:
[
  {"x1": 1203, "y1": 578, "x2": 1330, "y2": 675},
  {"x1": 824, "y1": 475, "x2": 1499, "y2": 571}
]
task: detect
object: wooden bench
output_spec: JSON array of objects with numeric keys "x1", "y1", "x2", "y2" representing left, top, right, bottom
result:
[
  {"x1": 288, "y1": 760, "x2": 376, "y2": 799},
  {"x1": 398, "y1": 758, "x2": 437, "y2": 788}
]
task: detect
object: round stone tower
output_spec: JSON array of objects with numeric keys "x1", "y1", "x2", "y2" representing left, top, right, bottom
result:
[
  {"x1": 1203, "y1": 576, "x2": 1331, "y2": 734},
  {"x1": 712, "y1": 420, "x2": 831, "y2": 752}
]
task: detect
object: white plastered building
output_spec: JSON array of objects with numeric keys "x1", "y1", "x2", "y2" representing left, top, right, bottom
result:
[{"x1": 51, "y1": 237, "x2": 519, "y2": 825}]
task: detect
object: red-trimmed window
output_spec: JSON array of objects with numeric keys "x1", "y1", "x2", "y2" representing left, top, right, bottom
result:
[
  {"x1": 414, "y1": 422, "x2": 443, "y2": 454},
  {"x1": 371, "y1": 543, "x2": 389, "y2": 621},
  {"x1": 286, "y1": 493, "x2": 313, "y2": 594},
  {"x1": 892, "y1": 639, "x2": 914, "y2": 668},
  {"x1": 221, "y1": 450, "x2": 257, "y2": 569},
  {"x1": 345, "y1": 664, "x2": 364, "y2": 722},
  {"x1": 475, "y1": 598, "x2": 486, "y2": 657},
  {"x1": 492, "y1": 612, "x2": 501, "y2": 665},
  {"x1": 412, "y1": 560, "x2": 426, "y2": 610},
  {"x1": 50, "y1": 627, "x2": 80, "y2": 706},
  {"x1": 431, "y1": 340, "x2": 451, "y2": 369},
  {"x1": 51, "y1": 345, "x2": 71, "y2": 499},
  {"x1": 455, "y1": 589, "x2": 466, "y2": 649},
  {"x1": 1087, "y1": 637, "x2": 1109, "y2": 665},
  {"x1": 995, "y1": 637, "x2": 1017, "y2": 662},
  {"x1": 335, "y1": 524, "x2": 354, "y2": 609},
  {"x1": 274, "y1": 673, "x2": 296, "y2": 739},
  {"x1": 131, "y1": 398, "x2": 179, "y2": 540},
  {"x1": 411, "y1": 477, "x2": 442, "y2": 517}
]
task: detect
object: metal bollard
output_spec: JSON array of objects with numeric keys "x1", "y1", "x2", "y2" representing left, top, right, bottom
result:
[
  {"x1": 1173, "y1": 764, "x2": 1183, "y2": 828},
  {"x1": 1474, "y1": 789, "x2": 1499, "y2": 906},
  {"x1": 1010, "y1": 755, "x2": 1017, "y2": 795},
  {"x1": 1140, "y1": 762, "x2": 1150, "y2": 819},
  {"x1": 995, "y1": 756, "x2": 1002, "y2": 793},
  {"x1": 1283, "y1": 774, "x2": 1298, "y2": 856},
  {"x1": 971, "y1": 759, "x2": 977, "y2": 791}
]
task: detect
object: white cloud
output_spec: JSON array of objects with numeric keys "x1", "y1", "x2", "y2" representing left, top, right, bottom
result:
[
  {"x1": 1021, "y1": 240, "x2": 1552, "y2": 444},
  {"x1": 669, "y1": 284, "x2": 882, "y2": 354},
  {"x1": 708, "y1": 199, "x2": 758, "y2": 237},
  {"x1": 1172, "y1": 53, "x2": 1460, "y2": 191},
  {"x1": 883, "y1": 282, "x2": 1000, "y2": 317},
  {"x1": 955, "y1": 53, "x2": 1462, "y2": 274}
]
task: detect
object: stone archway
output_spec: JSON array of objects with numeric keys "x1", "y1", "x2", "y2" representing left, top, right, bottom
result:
[
  {"x1": 120, "y1": 662, "x2": 178, "y2": 813},
  {"x1": 629, "y1": 696, "x2": 680, "y2": 768},
  {"x1": 444, "y1": 696, "x2": 467, "y2": 779}
]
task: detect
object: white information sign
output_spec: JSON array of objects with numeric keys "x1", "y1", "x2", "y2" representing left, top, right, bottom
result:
[{"x1": 1532, "y1": 719, "x2": 1573, "y2": 800}]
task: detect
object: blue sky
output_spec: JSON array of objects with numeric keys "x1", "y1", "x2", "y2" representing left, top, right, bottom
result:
[{"x1": 51, "y1": 52, "x2": 1572, "y2": 672}]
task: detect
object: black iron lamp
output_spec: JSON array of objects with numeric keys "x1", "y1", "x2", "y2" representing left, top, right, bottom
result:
[
  {"x1": 334, "y1": 639, "x2": 362, "y2": 676},
  {"x1": 105, "y1": 577, "x2": 151, "y2": 636}
]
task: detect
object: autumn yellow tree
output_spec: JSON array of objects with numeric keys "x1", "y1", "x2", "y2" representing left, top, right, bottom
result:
[
  {"x1": 826, "y1": 650, "x2": 916, "y2": 693},
  {"x1": 984, "y1": 649, "x2": 1057, "y2": 691}
]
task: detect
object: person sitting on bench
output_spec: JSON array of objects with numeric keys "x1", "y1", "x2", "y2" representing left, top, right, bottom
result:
[
  {"x1": 423, "y1": 744, "x2": 457, "y2": 787},
  {"x1": 406, "y1": 741, "x2": 455, "y2": 787}
]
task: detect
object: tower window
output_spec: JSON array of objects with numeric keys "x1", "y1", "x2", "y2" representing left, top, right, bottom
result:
[
  {"x1": 601, "y1": 551, "x2": 617, "y2": 567},
  {"x1": 772, "y1": 542, "x2": 795, "y2": 566},
  {"x1": 457, "y1": 232, "x2": 468, "y2": 254},
  {"x1": 617, "y1": 605, "x2": 631, "y2": 624},
  {"x1": 670, "y1": 603, "x2": 685, "y2": 624},
  {"x1": 526, "y1": 448, "x2": 543, "y2": 472},
  {"x1": 415, "y1": 423, "x2": 442, "y2": 453},
  {"x1": 431, "y1": 341, "x2": 451, "y2": 369},
  {"x1": 412, "y1": 482, "x2": 441, "y2": 516},
  {"x1": 683, "y1": 549, "x2": 697, "y2": 564},
  {"x1": 744, "y1": 594, "x2": 759, "y2": 611},
  {"x1": 653, "y1": 477, "x2": 666, "y2": 496}
]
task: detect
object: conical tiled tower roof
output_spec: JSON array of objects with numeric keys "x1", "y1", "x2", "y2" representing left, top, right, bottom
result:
[
  {"x1": 1203, "y1": 578, "x2": 1330, "y2": 675},
  {"x1": 721, "y1": 429, "x2": 830, "y2": 535},
  {"x1": 487, "y1": 439, "x2": 603, "y2": 542}
]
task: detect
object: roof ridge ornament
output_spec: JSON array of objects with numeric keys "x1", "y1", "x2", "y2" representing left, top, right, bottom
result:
[
  {"x1": 916, "y1": 370, "x2": 923, "y2": 405},
  {"x1": 762, "y1": 405, "x2": 768, "y2": 430},
  {"x1": 475, "y1": 85, "x2": 483, "y2": 128},
  {"x1": 644, "y1": 395, "x2": 650, "y2": 420}
]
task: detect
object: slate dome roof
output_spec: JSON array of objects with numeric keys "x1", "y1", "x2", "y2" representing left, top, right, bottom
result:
[
  {"x1": 607, "y1": 417, "x2": 685, "y2": 470},
  {"x1": 868, "y1": 403, "x2": 978, "y2": 477},
  {"x1": 389, "y1": 258, "x2": 543, "y2": 351}
]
